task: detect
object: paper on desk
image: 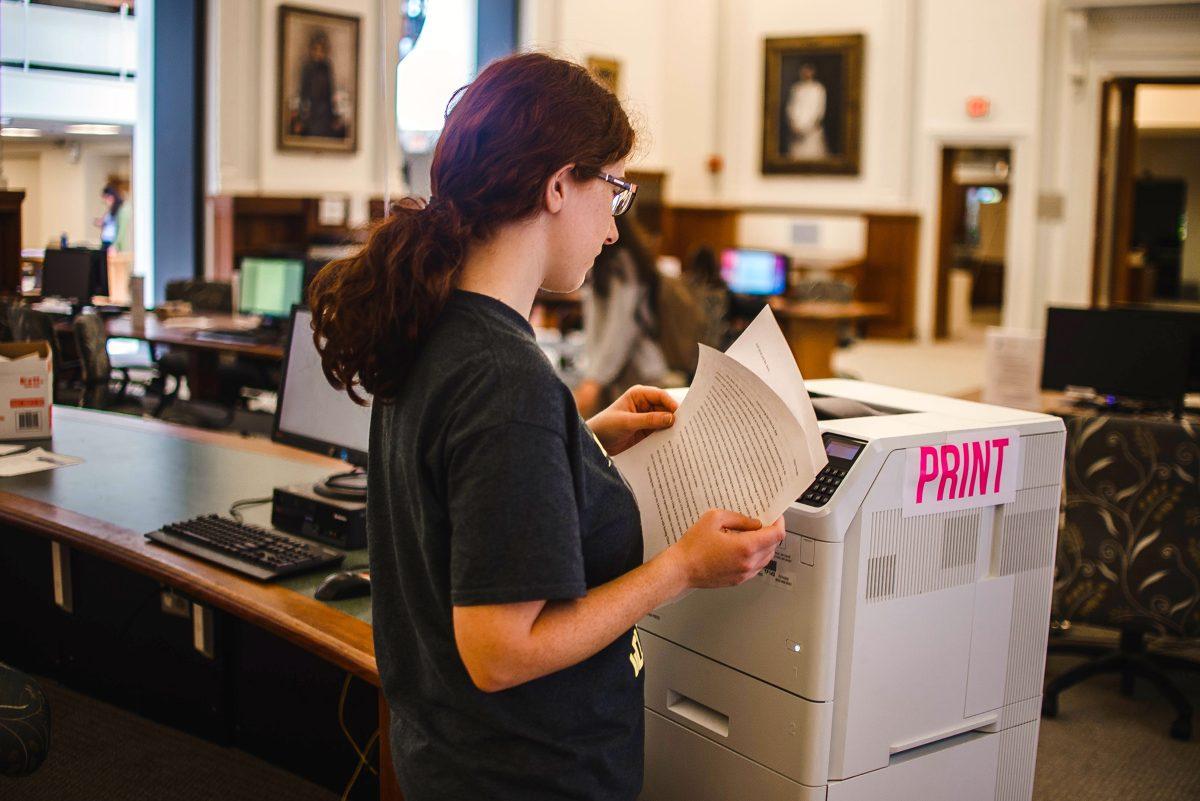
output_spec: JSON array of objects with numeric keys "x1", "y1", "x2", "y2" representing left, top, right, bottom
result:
[
  {"x1": 0, "y1": 444, "x2": 24, "y2": 456},
  {"x1": 612, "y1": 308, "x2": 826, "y2": 560},
  {"x1": 160, "y1": 316, "x2": 214, "y2": 329},
  {"x1": 0, "y1": 448, "x2": 83, "y2": 477}
]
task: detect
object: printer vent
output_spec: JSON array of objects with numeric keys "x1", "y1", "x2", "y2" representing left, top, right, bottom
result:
[
  {"x1": 866, "y1": 554, "x2": 897, "y2": 600},
  {"x1": 942, "y1": 513, "x2": 978, "y2": 569},
  {"x1": 999, "y1": 486, "x2": 1060, "y2": 704},
  {"x1": 866, "y1": 508, "x2": 981, "y2": 603},
  {"x1": 998, "y1": 486, "x2": 1059, "y2": 576},
  {"x1": 1020, "y1": 431, "x2": 1066, "y2": 489}
]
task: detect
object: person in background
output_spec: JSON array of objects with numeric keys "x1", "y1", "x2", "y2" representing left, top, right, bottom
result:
[
  {"x1": 98, "y1": 183, "x2": 131, "y2": 253},
  {"x1": 685, "y1": 245, "x2": 732, "y2": 350},
  {"x1": 574, "y1": 215, "x2": 669, "y2": 417}
]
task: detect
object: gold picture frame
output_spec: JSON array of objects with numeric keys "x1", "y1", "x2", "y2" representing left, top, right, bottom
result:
[
  {"x1": 277, "y1": 5, "x2": 360, "y2": 153},
  {"x1": 762, "y1": 34, "x2": 864, "y2": 175},
  {"x1": 586, "y1": 55, "x2": 621, "y2": 96}
]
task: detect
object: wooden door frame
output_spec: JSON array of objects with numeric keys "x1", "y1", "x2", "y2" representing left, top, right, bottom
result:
[
  {"x1": 933, "y1": 146, "x2": 1013, "y2": 339},
  {"x1": 1091, "y1": 76, "x2": 1200, "y2": 307}
]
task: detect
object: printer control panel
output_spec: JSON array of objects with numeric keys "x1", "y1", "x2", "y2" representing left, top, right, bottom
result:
[{"x1": 799, "y1": 434, "x2": 868, "y2": 508}]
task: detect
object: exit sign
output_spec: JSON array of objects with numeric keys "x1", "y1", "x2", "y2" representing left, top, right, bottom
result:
[{"x1": 966, "y1": 96, "x2": 991, "y2": 118}]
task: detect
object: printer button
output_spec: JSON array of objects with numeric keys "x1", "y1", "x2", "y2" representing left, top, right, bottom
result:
[{"x1": 800, "y1": 537, "x2": 816, "y2": 566}]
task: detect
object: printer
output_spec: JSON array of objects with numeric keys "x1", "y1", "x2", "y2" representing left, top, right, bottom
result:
[{"x1": 639, "y1": 379, "x2": 1065, "y2": 801}]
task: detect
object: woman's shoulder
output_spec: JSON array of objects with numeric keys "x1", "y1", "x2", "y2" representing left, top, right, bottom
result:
[{"x1": 420, "y1": 311, "x2": 571, "y2": 439}]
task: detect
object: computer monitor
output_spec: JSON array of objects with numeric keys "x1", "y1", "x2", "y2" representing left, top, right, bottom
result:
[
  {"x1": 274, "y1": 306, "x2": 372, "y2": 497},
  {"x1": 42, "y1": 248, "x2": 106, "y2": 301},
  {"x1": 1041, "y1": 306, "x2": 1190, "y2": 405},
  {"x1": 1120, "y1": 304, "x2": 1200, "y2": 392},
  {"x1": 238, "y1": 257, "x2": 305, "y2": 318},
  {"x1": 720, "y1": 248, "x2": 788, "y2": 296}
]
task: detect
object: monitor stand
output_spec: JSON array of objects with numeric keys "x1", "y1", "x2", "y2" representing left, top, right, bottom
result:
[{"x1": 312, "y1": 468, "x2": 367, "y2": 502}]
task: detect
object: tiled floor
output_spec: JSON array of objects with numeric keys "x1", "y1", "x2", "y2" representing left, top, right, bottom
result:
[{"x1": 832, "y1": 325, "x2": 988, "y2": 398}]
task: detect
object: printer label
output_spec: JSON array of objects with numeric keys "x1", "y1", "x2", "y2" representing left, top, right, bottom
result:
[{"x1": 902, "y1": 428, "x2": 1021, "y2": 518}]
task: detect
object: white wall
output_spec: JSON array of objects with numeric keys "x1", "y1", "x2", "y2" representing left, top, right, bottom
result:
[
  {"x1": 526, "y1": 0, "x2": 1049, "y2": 338},
  {"x1": 207, "y1": 0, "x2": 401, "y2": 221},
  {"x1": 1040, "y1": 1, "x2": 1200, "y2": 314},
  {"x1": 911, "y1": 0, "x2": 1045, "y2": 335},
  {"x1": 1, "y1": 141, "x2": 132, "y2": 249}
]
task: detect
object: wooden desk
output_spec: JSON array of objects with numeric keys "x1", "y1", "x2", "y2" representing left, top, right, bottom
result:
[
  {"x1": 107, "y1": 314, "x2": 285, "y2": 403},
  {"x1": 0, "y1": 408, "x2": 400, "y2": 799},
  {"x1": 107, "y1": 314, "x2": 285, "y2": 361},
  {"x1": 768, "y1": 299, "x2": 890, "y2": 379}
]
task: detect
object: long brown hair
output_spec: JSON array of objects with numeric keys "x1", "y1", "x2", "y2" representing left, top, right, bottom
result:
[{"x1": 309, "y1": 52, "x2": 635, "y2": 404}]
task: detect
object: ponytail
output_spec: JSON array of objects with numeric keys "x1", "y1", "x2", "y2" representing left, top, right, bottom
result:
[
  {"x1": 309, "y1": 52, "x2": 635, "y2": 405},
  {"x1": 308, "y1": 198, "x2": 471, "y2": 405}
]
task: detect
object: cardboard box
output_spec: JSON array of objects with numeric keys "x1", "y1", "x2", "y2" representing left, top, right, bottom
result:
[{"x1": 0, "y1": 341, "x2": 53, "y2": 440}]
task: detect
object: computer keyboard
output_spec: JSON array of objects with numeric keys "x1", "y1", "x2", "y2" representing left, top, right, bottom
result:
[
  {"x1": 194, "y1": 329, "x2": 279, "y2": 346},
  {"x1": 146, "y1": 514, "x2": 344, "y2": 580}
]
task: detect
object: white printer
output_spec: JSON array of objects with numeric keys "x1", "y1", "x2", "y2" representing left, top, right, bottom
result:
[{"x1": 639, "y1": 379, "x2": 1065, "y2": 801}]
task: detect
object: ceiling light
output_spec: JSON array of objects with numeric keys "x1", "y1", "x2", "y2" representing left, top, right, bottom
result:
[
  {"x1": 1, "y1": 128, "x2": 42, "y2": 138},
  {"x1": 63, "y1": 124, "x2": 122, "y2": 135}
]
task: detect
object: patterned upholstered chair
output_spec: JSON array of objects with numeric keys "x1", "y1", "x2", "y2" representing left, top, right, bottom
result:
[
  {"x1": 1046, "y1": 412, "x2": 1200, "y2": 740},
  {"x1": 0, "y1": 662, "x2": 50, "y2": 778}
]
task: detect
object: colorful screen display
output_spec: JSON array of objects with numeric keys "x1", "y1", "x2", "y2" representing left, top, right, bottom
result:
[{"x1": 720, "y1": 249, "x2": 788, "y2": 296}]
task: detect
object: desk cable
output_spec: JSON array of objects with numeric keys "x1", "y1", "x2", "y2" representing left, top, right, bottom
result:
[
  {"x1": 228, "y1": 496, "x2": 272, "y2": 523},
  {"x1": 338, "y1": 672, "x2": 380, "y2": 800}
]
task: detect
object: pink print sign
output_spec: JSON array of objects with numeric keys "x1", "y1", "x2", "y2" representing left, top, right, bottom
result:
[{"x1": 902, "y1": 428, "x2": 1021, "y2": 518}]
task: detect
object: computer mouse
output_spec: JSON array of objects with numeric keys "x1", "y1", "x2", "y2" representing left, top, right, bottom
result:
[{"x1": 315, "y1": 569, "x2": 371, "y2": 601}]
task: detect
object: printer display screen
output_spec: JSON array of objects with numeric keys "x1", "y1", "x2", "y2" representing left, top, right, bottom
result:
[{"x1": 826, "y1": 440, "x2": 862, "y2": 461}]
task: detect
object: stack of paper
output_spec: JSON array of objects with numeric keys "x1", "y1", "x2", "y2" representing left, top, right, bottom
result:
[{"x1": 613, "y1": 307, "x2": 826, "y2": 559}]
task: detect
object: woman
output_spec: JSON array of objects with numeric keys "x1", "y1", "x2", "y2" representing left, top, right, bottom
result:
[
  {"x1": 685, "y1": 245, "x2": 732, "y2": 350},
  {"x1": 98, "y1": 183, "x2": 131, "y2": 252},
  {"x1": 574, "y1": 215, "x2": 668, "y2": 417},
  {"x1": 309, "y1": 53, "x2": 783, "y2": 801}
]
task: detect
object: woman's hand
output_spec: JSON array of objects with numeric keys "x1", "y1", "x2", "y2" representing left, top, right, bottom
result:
[
  {"x1": 665, "y1": 510, "x2": 785, "y2": 589},
  {"x1": 586, "y1": 384, "x2": 678, "y2": 457}
]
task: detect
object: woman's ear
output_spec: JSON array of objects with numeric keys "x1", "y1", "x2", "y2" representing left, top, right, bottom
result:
[{"x1": 543, "y1": 164, "x2": 575, "y2": 214}]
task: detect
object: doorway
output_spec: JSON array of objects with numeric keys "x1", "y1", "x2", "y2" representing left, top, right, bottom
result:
[
  {"x1": 1092, "y1": 78, "x2": 1200, "y2": 306},
  {"x1": 934, "y1": 147, "x2": 1012, "y2": 339}
]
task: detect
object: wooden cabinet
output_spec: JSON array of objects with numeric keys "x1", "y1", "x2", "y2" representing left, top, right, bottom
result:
[
  {"x1": 661, "y1": 204, "x2": 919, "y2": 339},
  {"x1": 209, "y1": 195, "x2": 362, "y2": 280},
  {"x1": 0, "y1": 190, "x2": 26, "y2": 293}
]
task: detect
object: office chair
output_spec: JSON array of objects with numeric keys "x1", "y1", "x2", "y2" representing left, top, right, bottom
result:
[
  {"x1": 164, "y1": 279, "x2": 233, "y2": 313},
  {"x1": 73, "y1": 313, "x2": 155, "y2": 413},
  {"x1": 0, "y1": 662, "x2": 50, "y2": 778},
  {"x1": 155, "y1": 280, "x2": 235, "y2": 418},
  {"x1": 8, "y1": 305, "x2": 81, "y2": 401}
]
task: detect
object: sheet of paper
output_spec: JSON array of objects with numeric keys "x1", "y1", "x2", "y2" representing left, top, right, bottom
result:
[
  {"x1": 0, "y1": 444, "x2": 25, "y2": 456},
  {"x1": 0, "y1": 448, "x2": 83, "y2": 478},
  {"x1": 614, "y1": 317, "x2": 824, "y2": 559},
  {"x1": 725, "y1": 305, "x2": 827, "y2": 473},
  {"x1": 982, "y1": 327, "x2": 1044, "y2": 411}
]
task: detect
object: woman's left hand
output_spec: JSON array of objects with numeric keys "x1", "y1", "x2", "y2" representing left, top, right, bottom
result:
[{"x1": 587, "y1": 385, "x2": 678, "y2": 457}]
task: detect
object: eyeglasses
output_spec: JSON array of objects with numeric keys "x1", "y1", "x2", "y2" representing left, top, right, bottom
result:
[{"x1": 598, "y1": 172, "x2": 638, "y2": 217}]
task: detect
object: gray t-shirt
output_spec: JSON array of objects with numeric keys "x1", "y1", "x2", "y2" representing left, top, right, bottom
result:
[{"x1": 368, "y1": 289, "x2": 645, "y2": 801}]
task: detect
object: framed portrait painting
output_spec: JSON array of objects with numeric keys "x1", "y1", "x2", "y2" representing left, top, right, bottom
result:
[
  {"x1": 277, "y1": 5, "x2": 360, "y2": 153},
  {"x1": 761, "y1": 34, "x2": 864, "y2": 175},
  {"x1": 586, "y1": 56, "x2": 621, "y2": 95}
]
